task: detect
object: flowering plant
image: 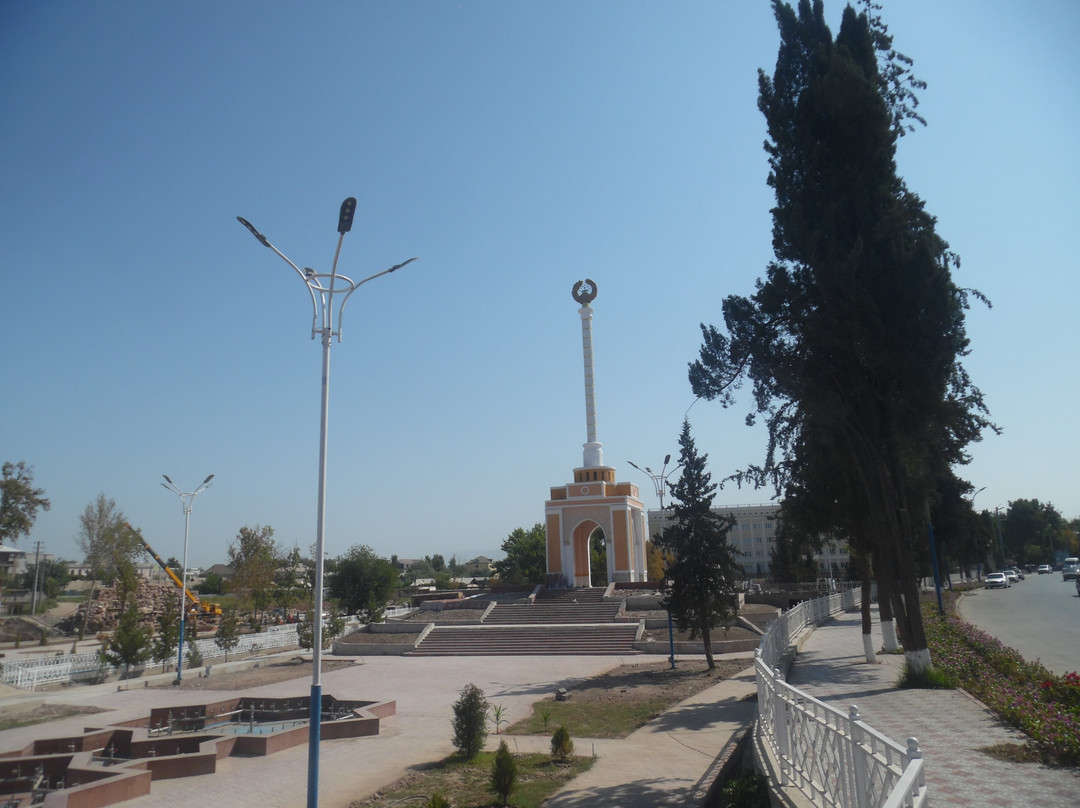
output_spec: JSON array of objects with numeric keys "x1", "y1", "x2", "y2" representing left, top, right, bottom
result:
[{"x1": 923, "y1": 596, "x2": 1080, "y2": 766}]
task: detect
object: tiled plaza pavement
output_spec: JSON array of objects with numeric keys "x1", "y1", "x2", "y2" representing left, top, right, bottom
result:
[{"x1": 787, "y1": 607, "x2": 1080, "y2": 807}]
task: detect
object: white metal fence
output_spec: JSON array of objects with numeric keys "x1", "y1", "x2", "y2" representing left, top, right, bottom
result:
[
  {"x1": 754, "y1": 589, "x2": 927, "y2": 808},
  {"x1": 2, "y1": 625, "x2": 302, "y2": 691}
]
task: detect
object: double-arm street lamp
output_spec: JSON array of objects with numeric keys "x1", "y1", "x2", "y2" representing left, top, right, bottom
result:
[
  {"x1": 160, "y1": 473, "x2": 214, "y2": 683},
  {"x1": 238, "y1": 198, "x2": 416, "y2": 808},
  {"x1": 628, "y1": 455, "x2": 680, "y2": 669}
]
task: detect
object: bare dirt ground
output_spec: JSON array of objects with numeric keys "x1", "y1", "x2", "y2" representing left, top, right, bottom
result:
[
  {"x1": 0, "y1": 701, "x2": 107, "y2": 729},
  {"x1": 152, "y1": 656, "x2": 359, "y2": 690}
]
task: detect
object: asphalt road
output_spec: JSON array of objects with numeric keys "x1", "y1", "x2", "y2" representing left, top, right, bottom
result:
[{"x1": 955, "y1": 569, "x2": 1080, "y2": 676}]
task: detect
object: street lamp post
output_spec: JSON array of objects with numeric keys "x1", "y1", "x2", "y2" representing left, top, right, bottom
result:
[
  {"x1": 238, "y1": 199, "x2": 415, "y2": 808},
  {"x1": 628, "y1": 455, "x2": 680, "y2": 670},
  {"x1": 160, "y1": 473, "x2": 214, "y2": 683}
]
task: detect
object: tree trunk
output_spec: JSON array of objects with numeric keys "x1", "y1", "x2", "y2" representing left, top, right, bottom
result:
[
  {"x1": 701, "y1": 618, "x2": 715, "y2": 670},
  {"x1": 860, "y1": 565, "x2": 877, "y2": 664}
]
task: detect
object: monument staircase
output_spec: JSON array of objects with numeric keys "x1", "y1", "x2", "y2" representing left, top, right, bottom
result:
[{"x1": 406, "y1": 587, "x2": 642, "y2": 656}]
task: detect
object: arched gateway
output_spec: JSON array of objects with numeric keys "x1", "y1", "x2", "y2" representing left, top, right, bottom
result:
[{"x1": 544, "y1": 281, "x2": 648, "y2": 588}]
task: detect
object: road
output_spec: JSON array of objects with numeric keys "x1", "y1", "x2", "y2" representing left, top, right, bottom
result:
[{"x1": 955, "y1": 570, "x2": 1080, "y2": 676}]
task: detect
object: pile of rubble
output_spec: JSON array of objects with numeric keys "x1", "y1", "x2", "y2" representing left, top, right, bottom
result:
[{"x1": 63, "y1": 581, "x2": 180, "y2": 635}]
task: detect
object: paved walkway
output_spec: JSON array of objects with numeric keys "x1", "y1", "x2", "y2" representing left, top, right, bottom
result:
[
  {"x1": 0, "y1": 651, "x2": 758, "y2": 808},
  {"x1": 2, "y1": 606, "x2": 1078, "y2": 807},
  {"x1": 787, "y1": 606, "x2": 1080, "y2": 808}
]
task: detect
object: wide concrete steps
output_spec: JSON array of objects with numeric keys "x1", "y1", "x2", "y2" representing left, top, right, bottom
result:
[
  {"x1": 483, "y1": 602, "x2": 623, "y2": 625},
  {"x1": 534, "y1": 587, "x2": 608, "y2": 604},
  {"x1": 407, "y1": 624, "x2": 641, "y2": 656}
]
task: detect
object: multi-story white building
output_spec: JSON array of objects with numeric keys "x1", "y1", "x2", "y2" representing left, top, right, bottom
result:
[{"x1": 646, "y1": 503, "x2": 851, "y2": 580}]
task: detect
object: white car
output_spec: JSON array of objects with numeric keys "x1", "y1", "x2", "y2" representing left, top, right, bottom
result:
[
  {"x1": 1003, "y1": 569, "x2": 1019, "y2": 584},
  {"x1": 1037, "y1": 565, "x2": 1052, "y2": 574},
  {"x1": 984, "y1": 572, "x2": 1009, "y2": 589}
]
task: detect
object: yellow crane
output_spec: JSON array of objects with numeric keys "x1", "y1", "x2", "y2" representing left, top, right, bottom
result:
[{"x1": 141, "y1": 539, "x2": 222, "y2": 617}]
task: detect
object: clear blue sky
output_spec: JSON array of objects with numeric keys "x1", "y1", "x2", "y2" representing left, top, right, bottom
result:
[{"x1": 3, "y1": 1, "x2": 1077, "y2": 569}]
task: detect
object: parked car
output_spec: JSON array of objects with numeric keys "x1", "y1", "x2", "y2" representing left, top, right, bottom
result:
[
  {"x1": 1003, "y1": 569, "x2": 1019, "y2": 584},
  {"x1": 1009, "y1": 567, "x2": 1025, "y2": 581},
  {"x1": 984, "y1": 572, "x2": 1009, "y2": 589},
  {"x1": 1037, "y1": 565, "x2": 1052, "y2": 574}
]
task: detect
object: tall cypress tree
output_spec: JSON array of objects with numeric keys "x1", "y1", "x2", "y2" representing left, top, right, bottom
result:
[
  {"x1": 657, "y1": 420, "x2": 742, "y2": 670},
  {"x1": 689, "y1": 0, "x2": 993, "y2": 673}
]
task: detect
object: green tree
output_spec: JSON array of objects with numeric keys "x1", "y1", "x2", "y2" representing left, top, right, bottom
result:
[
  {"x1": 451, "y1": 683, "x2": 488, "y2": 759},
  {"x1": 195, "y1": 572, "x2": 224, "y2": 595},
  {"x1": 227, "y1": 524, "x2": 279, "y2": 619},
  {"x1": 688, "y1": 0, "x2": 994, "y2": 674},
  {"x1": 590, "y1": 529, "x2": 608, "y2": 587},
  {"x1": 184, "y1": 618, "x2": 203, "y2": 668},
  {"x1": 103, "y1": 598, "x2": 152, "y2": 678},
  {"x1": 656, "y1": 421, "x2": 742, "y2": 670},
  {"x1": 0, "y1": 461, "x2": 50, "y2": 544},
  {"x1": 22, "y1": 557, "x2": 70, "y2": 600},
  {"x1": 328, "y1": 545, "x2": 399, "y2": 620},
  {"x1": 1002, "y1": 499, "x2": 1065, "y2": 566},
  {"x1": 550, "y1": 725, "x2": 574, "y2": 762},
  {"x1": 490, "y1": 739, "x2": 517, "y2": 806},
  {"x1": 295, "y1": 609, "x2": 343, "y2": 651},
  {"x1": 273, "y1": 545, "x2": 307, "y2": 616},
  {"x1": 492, "y1": 524, "x2": 547, "y2": 585},
  {"x1": 214, "y1": 608, "x2": 241, "y2": 662},
  {"x1": 76, "y1": 496, "x2": 143, "y2": 584},
  {"x1": 153, "y1": 593, "x2": 181, "y2": 673}
]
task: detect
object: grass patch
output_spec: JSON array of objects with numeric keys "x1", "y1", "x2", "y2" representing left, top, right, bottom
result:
[
  {"x1": 350, "y1": 750, "x2": 593, "y2": 808},
  {"x1": 895, "y1": 663, "x2": 954, "y2": 690},
  {"x1": 506, "y1": 698, "x2": 670, "y2": 739}
]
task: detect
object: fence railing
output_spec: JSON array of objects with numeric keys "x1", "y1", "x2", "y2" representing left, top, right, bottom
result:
[
  {"x1": 2, "y1": 626, "x2": 303, "y2": 691},
  {"x1": 754, "y1": 589, "x2": 927, "y2": 808}
]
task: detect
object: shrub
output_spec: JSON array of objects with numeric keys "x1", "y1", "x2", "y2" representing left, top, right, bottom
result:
[
  {"x1": 490, "y1": 739, "x2": 517, "y2": 806},
  {"x1": 719, "y1": 771, "x2": 770, "y2": 807},
  {"x1": 551, "y1": 725, "x2": 574, "y2": 761},
  {"x1": 452, "y1": 683, "x2": 488, "y2": 759},
  {"x1": 186, "y1": 642, "x2": 203, "y2": 669},
  {"x1": 427, "y1": 793, "x2": 451, "y2": 808}
]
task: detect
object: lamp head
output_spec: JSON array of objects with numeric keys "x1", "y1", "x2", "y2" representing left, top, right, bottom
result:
[
  {"x1": 337, "y1": 197, "x2": 357, "y2": 234},
  {"x1": 237, "y1": 216, "x2": 271, "y2": 248},
  {"x1": 162, "y1": 474, "x2": 174, "y2": 485}
]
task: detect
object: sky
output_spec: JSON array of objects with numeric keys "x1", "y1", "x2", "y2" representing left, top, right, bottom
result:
[{"x1": 2, "y1": 1, "x2": 1078, "y2": 570}]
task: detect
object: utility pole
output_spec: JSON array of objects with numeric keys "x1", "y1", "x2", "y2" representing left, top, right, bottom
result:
[{"x1": 31, "y1": 540, "x2": 42, "y2": 616}]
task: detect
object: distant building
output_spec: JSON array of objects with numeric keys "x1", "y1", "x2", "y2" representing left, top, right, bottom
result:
[
  {"x1": 646, "y1": 503, "x2": 851, "y2": 580},
  {"x1": 462, "y1": 556, "x2": 493, "y2": 577},
  {"x1": 0, "y1": 546, "x2": 28, "y2": 578},
  {"x1": 203, "y1": 564, "x2": 235, "y2": 580},
  {"x1": 65, "y1": 560, "x2": 157, "y2": 580}
]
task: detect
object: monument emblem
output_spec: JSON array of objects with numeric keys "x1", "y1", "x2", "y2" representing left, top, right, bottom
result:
[{"x1": 572, "y1": 279, "x2": 597, "y2": 305}]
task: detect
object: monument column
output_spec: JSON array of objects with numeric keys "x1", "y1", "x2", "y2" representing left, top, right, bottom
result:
[
  {"x1": 574, "y1": 279, "x2": 603, "y2": 468},
  {"x1": 544, "y1": 279, "x2": 648, "y2": 587}
]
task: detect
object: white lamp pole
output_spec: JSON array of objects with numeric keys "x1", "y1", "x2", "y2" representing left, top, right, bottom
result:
[
  {"x1": 628, "y1": 455, "x2": 680, "y2": 669},
  {"x1": 160, "y1": 473, "x2": 214, "y2": 683},
  {"x1": 238, "y1": 199, "x2": 415, "y2": 808}
]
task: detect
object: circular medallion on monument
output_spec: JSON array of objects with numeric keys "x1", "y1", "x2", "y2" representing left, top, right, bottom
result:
[{"x1": 572, "y1": 279, "x2": 598, "y2": 305}]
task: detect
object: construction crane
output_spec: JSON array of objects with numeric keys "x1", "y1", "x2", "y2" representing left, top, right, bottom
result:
[{"x1": 141, "y1": 538, "x2": 223, "y2": 617}]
